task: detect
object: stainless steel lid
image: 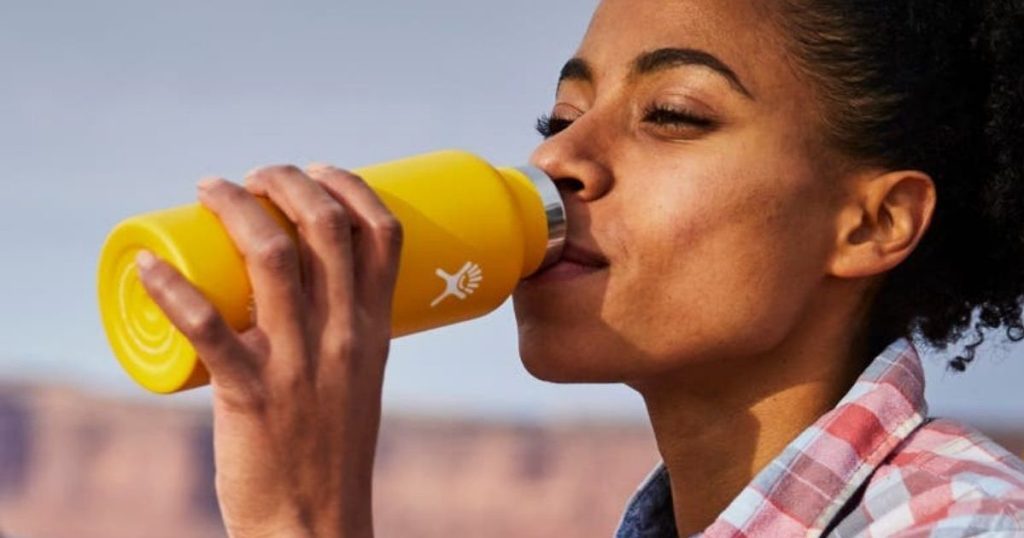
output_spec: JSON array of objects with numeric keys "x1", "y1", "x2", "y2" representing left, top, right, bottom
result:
[{"x1": 514, "y1": 165, "x2": 567, "y2": 273}]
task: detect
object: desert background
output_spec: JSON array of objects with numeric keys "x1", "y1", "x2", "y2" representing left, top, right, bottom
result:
[
  {"x1": 0, "y1": 383, "x2": 1021, "y2": 538},
  {"x1": 0, "y1": 383, "x2": 662, "y2": 538}
]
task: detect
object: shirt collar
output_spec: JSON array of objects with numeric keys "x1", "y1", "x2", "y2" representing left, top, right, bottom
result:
[{"x1": 615, "y1": 337, "x2": 929, "y2": 538}]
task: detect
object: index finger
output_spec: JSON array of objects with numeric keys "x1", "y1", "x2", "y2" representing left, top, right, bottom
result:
[
  {"x1": 197, "y1": 176, "x2": 307, "y2": 346},
  {"x1": 134, "y1": 250, "x2": 257, "y2": 391},
  {"x1": 306, "y1": 165, "x2": 404, "y2": 305}
]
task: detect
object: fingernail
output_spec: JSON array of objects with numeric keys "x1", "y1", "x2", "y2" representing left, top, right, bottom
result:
[
  {"x1": 135, "y1": 250, "x2": 157, "y2": 272},
  {"x1": 197, "y1": 177, "x2": 219, "y2": 192},
  {"x1": 307, "y1": 162, "x2": 331, "y2": 172}
]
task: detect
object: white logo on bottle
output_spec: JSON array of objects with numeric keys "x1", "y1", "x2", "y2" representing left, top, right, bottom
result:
[{"x1": 430, "y1": 261, "x2": 483, "y2": 308}]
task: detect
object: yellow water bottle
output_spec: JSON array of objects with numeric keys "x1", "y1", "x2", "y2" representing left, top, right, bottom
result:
[{"x1": 97, "y1": 150, "x2": 566, "y2": 394}]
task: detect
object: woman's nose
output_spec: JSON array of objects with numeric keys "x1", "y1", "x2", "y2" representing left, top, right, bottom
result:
[{"x1": 529, "y1": 118, "x2": 613, "y2": 202}]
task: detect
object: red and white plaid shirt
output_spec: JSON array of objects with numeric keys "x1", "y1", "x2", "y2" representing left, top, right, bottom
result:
[{"x1": 614, "y1": 337, "x2": 1024, "y2": 537}]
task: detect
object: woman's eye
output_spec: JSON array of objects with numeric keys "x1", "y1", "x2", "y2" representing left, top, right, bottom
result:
[
  {"x1": 536, "y1": 114, "x2": 574, "y2": 139},
  {"x1": 535, "y1": 106, "x2": 717, "y2": 139},
  {"x1": 643, "y1": 105, "x2": 717, "y2": 132}
]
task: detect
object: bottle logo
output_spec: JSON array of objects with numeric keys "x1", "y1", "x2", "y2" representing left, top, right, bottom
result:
[{"x1": 431, "y1": 261, "x2": 483, "y2": 308}]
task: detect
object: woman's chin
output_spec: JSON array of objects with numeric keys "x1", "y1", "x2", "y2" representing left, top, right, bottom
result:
[
  {"x1": 519, "y1": 352, "x2": 580, "y2": 383},
  {"x1": 512, "y1": 298, "x2": 642, "y2": 384},
  {"x1": 516, "y1": 336, "x2": 627, "y2": 384}
]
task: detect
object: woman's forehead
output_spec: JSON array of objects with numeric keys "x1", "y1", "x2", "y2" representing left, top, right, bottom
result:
[{"x1": 575, "y1": 0, "x2": 787, "y2": 94}]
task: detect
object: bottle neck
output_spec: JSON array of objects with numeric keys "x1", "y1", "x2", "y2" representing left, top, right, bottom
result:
[{"x1": 497, "y1": 166, "x2": 567, "y2": 278}]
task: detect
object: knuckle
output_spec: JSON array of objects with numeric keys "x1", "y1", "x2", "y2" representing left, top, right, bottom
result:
[
  {"x1": 209, "y1": 181, "x2": 246, "y2": 202},
  {"x1": 305, "y1": 204, "x2": 350, "y2": 234},
  {"x1": 202, "y1": 177, "x2": 235, "y2": 196},
  {"x1": 267, "y1": 164, "x2": 304, "y2": 178},
  {"x1": 198, "y1": 176, "x2": 227, "y2": 190},
  {"x1": 273, "y1": 366, "x2": 306, "y2": 394},
  {"x1": 183, "y1": 305, "x2": 225, "y2": 343},
  {"x1": 312, "y1": 165, "x2": 357, "y2": 182},
  {"x1": 248, "y1": 164, "x2": 303, "y2": 184},
  {"x1": 251, "y1": 234, "x2": 298, "y2": 273},
  {"x1": 370, "y1": 214, "x2": 401, "y2": 234},
  {"x1": 373, "y1": 215, "x2": 404, "y2": 248},
  {"x1": 323, "y1": 332, "x2": 355, "y2": 359},
  {"x1": 143, "y1": 265, "x2": 174, "y2": 295}
]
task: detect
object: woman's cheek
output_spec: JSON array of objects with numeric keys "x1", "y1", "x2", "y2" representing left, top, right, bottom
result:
[
  {"x1": 605, "y1": 178, "x2": 812, "y2": 363},
  {"x1": 681, "y1": 191, "x2": 829, "y2": 357}
]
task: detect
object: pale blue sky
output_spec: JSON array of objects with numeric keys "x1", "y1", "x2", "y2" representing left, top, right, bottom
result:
[{"x1": 1, "y1": 0, "x2": 1021, "y2": 423}]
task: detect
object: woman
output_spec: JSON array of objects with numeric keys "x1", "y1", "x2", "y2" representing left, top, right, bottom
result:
[{"x1": 134, "y1": 0, "x2": 1024, "y2": 536}]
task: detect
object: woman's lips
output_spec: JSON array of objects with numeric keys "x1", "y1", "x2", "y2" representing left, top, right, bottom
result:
[
  {"x1": 524, "y1": 259, "x2": 607, "y2": 283},
  {"x1": 522, "y1": 241, "x2": 609, "y2": 284},
  {"x1": 559, "y1": 241, "x2": 609, "y2": 267}
]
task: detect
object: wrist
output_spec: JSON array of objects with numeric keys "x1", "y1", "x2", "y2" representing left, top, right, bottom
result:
[{"x1": 225, "y1": 508, "x2": 373, "y2": 538}]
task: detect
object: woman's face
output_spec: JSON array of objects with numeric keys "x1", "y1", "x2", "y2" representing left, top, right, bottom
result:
[{"x1": 512, "y1": 0, "x2": 846, "y2": 383}]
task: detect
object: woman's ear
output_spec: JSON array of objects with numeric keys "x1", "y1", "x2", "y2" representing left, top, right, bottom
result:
[{"x1": 827, "y1": 169, "x2": 937, "y2": 279}]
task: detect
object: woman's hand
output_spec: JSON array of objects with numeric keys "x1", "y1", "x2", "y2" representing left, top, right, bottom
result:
[{"x1": 135, "y1": 163, "x2": 403, "y2": 538}]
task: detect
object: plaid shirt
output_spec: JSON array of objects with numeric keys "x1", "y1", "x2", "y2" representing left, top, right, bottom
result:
[{"x1": 615, "y1": 337, "x2": 1024, "y2": 537}]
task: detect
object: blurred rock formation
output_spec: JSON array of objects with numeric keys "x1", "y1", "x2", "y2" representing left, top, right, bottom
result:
[
  {"x1": 0, "y1": 385, "x2": 661, "y2": 538},
  {"x1": 1, "y1": 384, "x2": 1020, "y2": 538}
]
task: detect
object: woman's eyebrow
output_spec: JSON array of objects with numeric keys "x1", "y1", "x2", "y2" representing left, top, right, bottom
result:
[
  {"x1": 556, "y1": 48, "x2": 755, "y2": 100},
  {"x1": 633, "y1": 48, "x2": 754, "y2": 99},
  {"x1": 557, "y1": 58, "x2": 594, "y2": 88}
]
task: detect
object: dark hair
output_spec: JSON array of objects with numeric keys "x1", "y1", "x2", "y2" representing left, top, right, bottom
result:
[{"x1": 773, "y1": 0, "x2": 1024, "y2": 369}]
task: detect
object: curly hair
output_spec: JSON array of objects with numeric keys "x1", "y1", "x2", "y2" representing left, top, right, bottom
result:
[{"x1": 771, "y1": 0, "x2": 1024, "y2": 369}]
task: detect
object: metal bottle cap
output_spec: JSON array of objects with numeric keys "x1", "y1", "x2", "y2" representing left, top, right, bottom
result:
[{"x1": 513, "y1": 165, "x2": 567, "y2": 272}]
